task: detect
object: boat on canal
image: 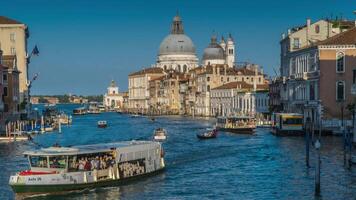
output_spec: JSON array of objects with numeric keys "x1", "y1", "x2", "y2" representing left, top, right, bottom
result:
[
  {"x1": 216, "y1": 116, "x2": 256, "y2": 134},
  {"x1": 153, "y1": 128, "x2": 167, "y2": 141},
  {"x1": 9, "y1": 141, "x2": 165, "y2": 194},
  {"x1": 196, "y1": 128, "x2": 218, "y2": 139},
  {"x1": 271, "y1": 113, "x2": 304, "y2": 136},
  {"x1": 73, "y1": 107, "x2": 87, "y2": 115},
  {"x1": 97, "y1": 120, "x2": 107, "y2": 128}
]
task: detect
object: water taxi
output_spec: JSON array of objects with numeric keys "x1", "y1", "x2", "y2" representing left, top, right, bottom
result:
[
  {"x1": 153, "y1": 128, "x2": 167, "y2": 141},
  {"x1": 9, "y1": 141, "x2": 165, "y2": 194},
  {"x1": 196, "y1": 128, "x2": 218, "y2": 139},
  {"x1": 271, "y1": 113, "x2": 304, "y2": 136},
  {"x1": 216, "y1": 116, "x2": 256, "y2": 134},
  {"x1": 87, "y1": 102, "x2": 101, "y2": 114},
  {"x1": 97, "y1": 120, "x2": 108, "y2": 128},
  {"x1": 73, "y1": 107, "x2": 87, "y2": 115}
]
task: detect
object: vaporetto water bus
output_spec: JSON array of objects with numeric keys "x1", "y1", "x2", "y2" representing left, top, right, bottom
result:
[
  {"x1": 9, "y1": 141, "x2": 165, "y2": 194},
  {"x1": 271, "y1": 113, "x2": 304, "y2": 136}
]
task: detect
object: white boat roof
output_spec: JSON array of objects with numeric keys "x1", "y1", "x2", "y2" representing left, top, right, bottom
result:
[{"x1": 24, "y1": 141, "x2": 158, "y2": 156}]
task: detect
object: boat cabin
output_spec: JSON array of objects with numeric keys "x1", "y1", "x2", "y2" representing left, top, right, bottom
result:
[
  {"x1": 22, "y1": 141, "x2": 163, "y2": 174},
  {"x1": 216, "y1": 116, "x2": 256, "y2": 129},
  {"x1": 271, "y1": 113, "x2": 304, "y2": 135},
  {"x1": 73, "y1": 107, "x2": 87, "y2": 115}
]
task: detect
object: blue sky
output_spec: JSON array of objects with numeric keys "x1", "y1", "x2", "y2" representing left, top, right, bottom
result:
[{"x1": 1, "y1": 0, "x2": 355, "y2": 95}]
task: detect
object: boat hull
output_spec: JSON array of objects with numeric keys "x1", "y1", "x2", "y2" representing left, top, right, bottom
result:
[
  {"x1": 196, "y1": 134, "x2": 216, "y2": 139},
  {"x1": 217, "y1": 127, "x2": 255, "y2": 134},
  {"x1": 97, "y1": 124, "x2": 107, "y2": 128},
  {"x1": 11, "y1": 168, "x2": 165, "y2": 194}
]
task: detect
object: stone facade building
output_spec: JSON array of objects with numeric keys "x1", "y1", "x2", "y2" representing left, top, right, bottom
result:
[
  {"x1": 128, "y1": 67, "x2": 164, "y2": 112},
  {"x1": 103, "y1": 80, "x2": 125, "y2": 109},
  {"x1": 0, "y1": 16, "x2": 29, "y2": 105},
  {"x1": 210, "y1": 81, "x2": 269, "y2": 117},
  {"x1": 279, "y1": 20, "x2": 356, "y2": 129}
]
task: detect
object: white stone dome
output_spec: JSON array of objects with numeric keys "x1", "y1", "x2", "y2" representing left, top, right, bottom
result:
[
  {"x1": 159, "y1": 34, "x2": 196, "y2": 55},
  {"x1": 202, "y1": 35, "x2": 225, "y2": 61}
]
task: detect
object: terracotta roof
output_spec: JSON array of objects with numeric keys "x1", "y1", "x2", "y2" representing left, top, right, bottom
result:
[
  {"x1": 0, "y1": 16, "x2": 23, "y2": 24},
  {"x1": 317, "y1": 27, "x2": 356, "y2": 46},
  {"x1": 212, "y1": 81, "x2": 269, "y2": 91},
  {"x1": 129, "y1": 67, "x2": 164, "y2": 76}
]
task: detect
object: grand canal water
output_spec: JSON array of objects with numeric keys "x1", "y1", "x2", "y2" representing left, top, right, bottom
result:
[{"x1": 0, "y1": 104, "x2": 355, "y2": 200}]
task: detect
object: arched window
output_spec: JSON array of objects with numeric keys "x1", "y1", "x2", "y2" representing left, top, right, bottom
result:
[
  {"x1": 315, "y1": 25, "x2": 320, "y2": 34},
  {"x1": 177, "y1": 65, "x2": 181, "y2": 72},
  {"x1": 336, "y1": 81, "x2": 345, "y2": 101},
  {"x1": 336, "y1": 52, "x2": 345, "y2": 72},
  {"x1": 183, "y1": 65, "x2": 187, "y2": 73},
  {"x1": 207, "y1": 85, "x2": 210, "y2": 92},
  {"x1": 163, "y1": 65, "x2": 167, "y2": 71}
]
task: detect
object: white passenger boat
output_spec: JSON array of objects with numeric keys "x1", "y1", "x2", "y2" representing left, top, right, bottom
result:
[
  {"x1": 216, "y1": 116, "x2": 256, "y2": 134},
  {"x1": 153, "y1": 128, "x2": 167, "y2": 141},
  {"x1": 9, "y1": 141, "x2": 165, "y2": 194}
]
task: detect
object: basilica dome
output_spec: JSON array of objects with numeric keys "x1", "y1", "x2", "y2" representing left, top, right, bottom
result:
[
  {"x1": 158, "y1": 14, "x2": 196, "y2": 56},
  {"x1": 202, "y1": 35, "x2": 225, "y2": 61},
  {"x1": 159, "y1": 34, "x2": 196, "y2": 55}
]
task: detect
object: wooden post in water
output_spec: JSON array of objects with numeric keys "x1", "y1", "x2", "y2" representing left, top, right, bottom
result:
[
  {"x1": 305, "y1": 117, "x2": 311, "y2": 168},
  {"x1": 315, "y1": 139, "x2": 321, "y2": 196}
]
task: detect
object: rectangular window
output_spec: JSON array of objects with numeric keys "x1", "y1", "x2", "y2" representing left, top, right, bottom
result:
[
  {"x1": 336, "y1": 52, "x2": 345, "y2": 73},
  {"x1": 3, "y1": 87, "x2": 8, "y2": 96},
  {"x1": 3, "y1": 74, "x2": 7, "y2": 82},
  {"x1": 293, "y1": 38, "x2": 300, "y2": 49},
  {"x1": 11, "y1": 47, "x2": 16, "y2": 55},
  {"x1": 353, "y1": 69, "x2": 356, "y2": 84},
  {"x1": 336, "y1": 81, "x2": 345, "y2": 101},
  {"x1": 10, "y1": 33, "x2": 15, "y2": 42},
  {"x1": 207, "y1": 77, "x2": 210, "y2": 82}
]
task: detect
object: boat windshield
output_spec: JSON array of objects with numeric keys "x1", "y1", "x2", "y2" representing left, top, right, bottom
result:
[
  {"x1": 49, "y1": 156, "x2": 67, "y2": 169},
  {"x1": 29, "y1": 156, "x2": 48, "y2": 168},
  {"x1": 282, "y1": 117, "x2": 303, "y2": 125}
]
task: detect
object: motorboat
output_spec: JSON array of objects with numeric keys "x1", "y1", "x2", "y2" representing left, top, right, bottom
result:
[
  {"x1": 153, "y1": 128, "x2": 167, "y2": 141},
  {"x1": 97, "y1": 120, "x2": 107, "y2": 128},
  {"x1": 197, "y1": 129, "x2": 218, "y2": 139}
]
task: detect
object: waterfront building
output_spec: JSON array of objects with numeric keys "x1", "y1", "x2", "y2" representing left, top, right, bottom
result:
[
  {"x1": 103, "y1": 80, "x2": 125, "y2": 109},
  {"x1": 127, "y1": 13, "x2": 264, "y2": 117},
  {"x1": 128, "y1": 67, "x2": 164, "y2": 113},
  {"x1": 210, "y1": 81, "x2": 269, "y2": 117},
  {"x1": 156, "y1": 14, "x2": 198, "y2": 73},
  {"x1": 69, "y1": 95, "x2": 88, "y2": 104},
  {"x1": 279, "y1": 25, "x2": 356, "y2": 130},
  {"x1": 0, "y1": 16, "x2": 29, "y2": 106},
  {"x1": 1, "y1": 54, "x2": 20, "y2": 123}
]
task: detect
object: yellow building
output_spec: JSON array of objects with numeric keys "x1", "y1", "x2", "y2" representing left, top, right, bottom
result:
[{"x1": 0, "y1": 16, "x2": 29, "y2": 105}]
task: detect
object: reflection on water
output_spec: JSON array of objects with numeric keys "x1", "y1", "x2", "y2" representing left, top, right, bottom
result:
[{"x1": 0, "y1": 104, "x2": 355, "y2": 200}]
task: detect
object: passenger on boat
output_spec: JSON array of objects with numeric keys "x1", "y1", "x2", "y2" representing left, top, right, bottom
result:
[{"x1": 84, "y1": 158, "x2": 91, "y2": 171}]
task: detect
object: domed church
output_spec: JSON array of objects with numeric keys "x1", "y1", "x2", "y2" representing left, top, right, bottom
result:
[
  {"x1": 202, "y1": 34, "x2": 235, "y2": 67},
  {"x1": 156, "y1": 14, "x2": 199, "y2": 73}
]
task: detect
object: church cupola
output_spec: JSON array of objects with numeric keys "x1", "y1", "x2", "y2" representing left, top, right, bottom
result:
[{"x1": 171, "y1": 14, "x2": 184, "y2": 34}]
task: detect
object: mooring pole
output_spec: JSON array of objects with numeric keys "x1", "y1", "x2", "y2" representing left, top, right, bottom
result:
[
  {"x1": 305, "y1": 117, "x2": 311, "y2": 168},
  {"x1": 315, "y1": 139, "x2": 321, "y2": 196}
]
